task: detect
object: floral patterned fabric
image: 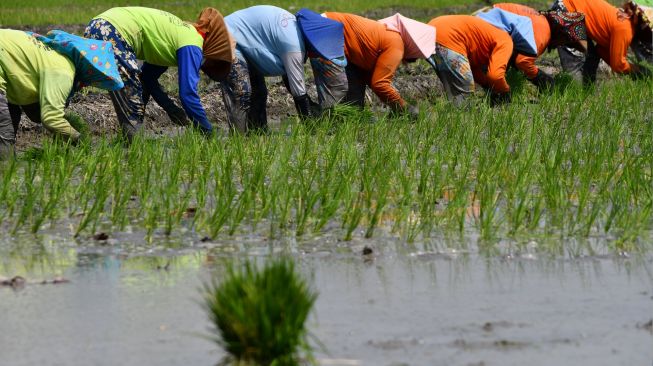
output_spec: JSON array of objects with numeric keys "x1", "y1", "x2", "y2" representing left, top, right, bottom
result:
[
  {"x1": 27, "y1": 30, "x2": 124, "y2": 92},
  {"x1": 433, "y1": 44, "x2": 475, "y2": 104},
  {"x1": 84, "y1": 18, "x2": 144, "y2": 139}
]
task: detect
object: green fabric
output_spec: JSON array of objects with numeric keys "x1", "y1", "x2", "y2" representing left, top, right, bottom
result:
[
  {"x1": 96, "y1": 7, "x2": 204, "y2": 67},
  {"x1": 0, "y1": 29, "x2": 79, "y2": 139}
]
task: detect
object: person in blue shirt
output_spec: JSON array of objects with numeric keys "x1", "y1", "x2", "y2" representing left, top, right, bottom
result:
[{"x1": 222, "y1": 6, "x2": 347, "y2": 133}]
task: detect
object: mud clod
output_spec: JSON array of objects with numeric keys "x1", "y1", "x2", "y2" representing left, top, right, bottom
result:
[
  {"x1": 93, "y1": 232, "x2": 109, "y2": 241},
  {"x1": 637, "y1": 319, "x2": 653, "y2": 333},
  {"x1": 1, "y1": 276, "x2": 26, "y2": 289}
]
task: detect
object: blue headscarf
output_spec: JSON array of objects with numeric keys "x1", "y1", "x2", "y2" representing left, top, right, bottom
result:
[
  {"x1": 27, "y1": 30, "x2": 124, "y2": 91},
  {"x1": 296, "y1": 8, "x2": 346, "y2": 66},
  {"x1": 476, "y1": 8, "x2": 538, "y2": 57}
]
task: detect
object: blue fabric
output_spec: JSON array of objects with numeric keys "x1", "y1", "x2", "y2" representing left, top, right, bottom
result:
[
  {"x1": 476, "y1": 8, "x2": 538, "y2": 56},
  {"x1": 28, "y1": 30, "x2": 124, "y2": 91},
  {"x1": 176, "y1": 45, "x2": 212, "y2": 132},
  {"x1": 296, "y1": 8, "x2": 346, "y2": 62},
  {"x1": 225, "y1": 6, "x2": 305, "y2": 76}
]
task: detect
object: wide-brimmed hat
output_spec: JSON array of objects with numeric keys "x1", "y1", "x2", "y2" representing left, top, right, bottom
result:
[
  {"x1": 378, "y1": 13, "x2": 436, "y2": 60},
  {"x1": 28, "y1": 30, "x2": 124, "y2": 91},
  {"x1": 476, "y1": 8, "x2": 538, "y2": 56},
  {"x1": 194, "y1": 7, "x2": 235, "y2": 78},
  {"x1": 296, "y1": 8, "x2": 346, "y2": 61}
]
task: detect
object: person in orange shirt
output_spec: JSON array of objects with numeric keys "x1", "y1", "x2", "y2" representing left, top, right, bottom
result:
[
  {"x1": 324, "y1": 12, "x2": 431, "y2": 119},
  {"x1": 492, "y1": 3, "x2": 588, "y2": 90},
  {"x1": 428, "y1": 15, "x2": 514, "y2": 106},
  {"x1": 552, "y1": 0, "x2": 649, "y2": 83}
]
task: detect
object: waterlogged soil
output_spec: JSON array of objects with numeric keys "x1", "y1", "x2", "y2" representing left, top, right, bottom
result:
[{"x1": 1, "y1": 233, "x2": 651, "y2": 366}]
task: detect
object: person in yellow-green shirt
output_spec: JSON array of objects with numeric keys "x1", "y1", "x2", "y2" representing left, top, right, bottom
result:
[
  {"x1": 84, "y1": 7, "x2": 234, "y2": 140},
  {"x1": 0, "y1": 29, "x2": 124, "y2": 159}
]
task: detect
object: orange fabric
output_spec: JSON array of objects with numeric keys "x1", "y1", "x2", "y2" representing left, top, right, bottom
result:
[
  {"x1": 563, "y1": 0, "x2": 634, "y2": 73},
  {"x1": 325, "y1": 12, "x2": 406, "y2": 108},
  {"x1": 494, "y1": 3, "x2": 550, "y2": 79},
  {"x1": 429, "y1": 15, "x2": 513, "y2": 93}
]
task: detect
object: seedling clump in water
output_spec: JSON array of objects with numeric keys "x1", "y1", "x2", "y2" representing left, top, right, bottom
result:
[{"x1": 202, "y1": 258, "x2": 317, "y2": 366}]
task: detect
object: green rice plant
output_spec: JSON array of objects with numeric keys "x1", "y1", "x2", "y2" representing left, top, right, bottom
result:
[{"x1": 202, "y1": 258, "x2": 317, "y2": 366}]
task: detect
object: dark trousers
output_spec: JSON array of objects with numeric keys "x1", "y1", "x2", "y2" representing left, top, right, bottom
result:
[
  {"x1": 557, "y1": 40, "x2": 601, "y2": 84},
  {"x1": 0, "y1": 92, "x2": 41, "y2": 159},
  {"x1": 220, "y1": 57, "x2": 268, "y2": 133}
]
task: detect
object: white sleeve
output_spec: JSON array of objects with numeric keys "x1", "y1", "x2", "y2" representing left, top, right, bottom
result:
[{"x1": 281, "y1": 51, "x2": 307, "y2": 97}]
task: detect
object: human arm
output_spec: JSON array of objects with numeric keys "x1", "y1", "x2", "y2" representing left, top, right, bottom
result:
[
  {"x1": 39, "y1": 71, "x2": 80, "y2": 140},
  {"x1": 176, "y1": 45, "x2": 213, "y2": 133},
  {"x1": 483, "y1": 39, "x2": 513, "y2": 93},
  {"x1": 605, "y1": 23, "x2": 633, "y2": 74},
  {"x1": 369, "y1": 44, "x2": 405, "y2": 109},
  {"x1": 142, "y1": 62, "x2": 188, "y2": 126},
  {"x1": 514, "y1": 54, "x2": 539, "y2": 80},
  {"x1": 281, "y1": 51, "x2": 321, "y2": 118}
]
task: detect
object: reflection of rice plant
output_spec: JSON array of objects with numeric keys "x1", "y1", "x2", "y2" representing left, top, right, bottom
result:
[{"x1": 203, "y1": 258, "x2": 317, "y2": 366}]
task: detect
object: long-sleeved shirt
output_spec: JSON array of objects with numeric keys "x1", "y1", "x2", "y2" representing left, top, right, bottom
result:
[
  {"x1": 430, "y1": 15, "x2": 514, "y2": 93},
  {"x1": 96, "y1": 7, "x2": 212, "y2": 131},
  {"x1": 0, "y1": 30, "x2": 79, "y2": 139},
  {"x1": 225, "y1": 6, "x2": 307, "y2": 97},
  {"x1": 494, "y1": 3, "x2": 550, "y2": 79},
  {"x1": 563, "y1": 0, "x2": 634, "y2": 73},
  {"x1": 324, "y1": 12, "x2": 406, "y2": 108}
]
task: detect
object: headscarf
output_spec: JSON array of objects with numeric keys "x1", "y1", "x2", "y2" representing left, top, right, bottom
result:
[
  {"x1": 378, "y1": 13, "x2": 436, "y2": 60},
  {"x1": 476, "y1": 8, "x2": 538, "y2": 56},
  {"x1": 296, "y1": 8, "x2": 346, "y2": 63},
  {"x1": 194, "y1": 7, "x2": 235, "y2": 76},
  {"x1": 27, "y1": 30, "x2": 124, "y2": 91},
  {"x1": 542, "y1": 11, "x2": 587, "y2": 51}
]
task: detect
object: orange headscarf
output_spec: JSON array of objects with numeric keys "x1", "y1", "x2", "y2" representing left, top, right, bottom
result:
[{"x1": 194, "y1": 7, "x2": 235, "y2": 78}]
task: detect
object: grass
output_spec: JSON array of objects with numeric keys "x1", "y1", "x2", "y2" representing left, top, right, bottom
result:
[
  {"x1": 0, "y1": 0, "x2": 555, "y2": 26},
  {"x1": 1, "y1": 75, "x2": 653, "y2": 255},
  {"x1": 202, "y1": 257, "x2": 317, "y2": 366}
]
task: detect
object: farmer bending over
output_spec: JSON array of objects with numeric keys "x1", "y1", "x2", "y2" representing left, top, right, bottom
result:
[
  {"x1": 479, "y1": 4, "x2": 588, "y2": 90},
  {"x1": 85, "y1": 7, "x2": 234, "y2": 141},
  {"x1": 323, "y1": 12, "x2": 435, "y2": 120},
  {"x1": 0, "y1": 29, "x2": 123, "y2": 159},
  {"x1": 552, "y1": 0, "x2": 650, "y2": 83},
  {"x1": 221, "y1": 6, "x2": 348, "y2": 133},
  {"x1": 428, "y1": 15, "x2": 514, "y2": 106}
]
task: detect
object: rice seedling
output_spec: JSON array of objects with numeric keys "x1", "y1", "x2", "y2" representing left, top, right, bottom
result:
[
  {"x1": 0, "y1": 71, "x2": 652, "y2": 254},
  {"x1": 202, "y1": 258, "x2": 317, "y2": 366}
]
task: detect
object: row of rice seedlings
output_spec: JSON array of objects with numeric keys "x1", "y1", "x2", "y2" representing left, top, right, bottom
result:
[{"x1": 1, "y1": 77, "x2": 652, "y2": 252}]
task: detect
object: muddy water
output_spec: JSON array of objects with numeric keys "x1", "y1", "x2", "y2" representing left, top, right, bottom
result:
[{"x1": 0, "y1": 234, "x2": 652, "y2": 366}]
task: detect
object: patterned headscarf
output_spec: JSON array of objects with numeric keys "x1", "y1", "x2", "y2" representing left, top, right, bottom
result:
[
  {"x1": 27, "y1": 30, "x2": 124, "y2": 91},
  {"x1": 542, "y1": 11, "x2": 587, "y2": 51}
]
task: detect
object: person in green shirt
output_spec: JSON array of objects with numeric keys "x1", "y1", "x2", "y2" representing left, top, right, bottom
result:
[
  {"x1": 0, "y1": 29, "x2": 123, "y2": 159},
  {"x1": 84, "y1": 7, "x2": 234, "y2": 140}
]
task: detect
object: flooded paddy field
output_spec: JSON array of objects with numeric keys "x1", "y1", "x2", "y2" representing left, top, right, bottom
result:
[
  {"x1": 1, "y1": 233, "x2": 652, "y2": 366},
  {"x1": 3, "y1": 3, "x2": 653, "y2": 363},
  {"x1": 3, "y1": 73, "x2": 653, "y2": 364}
]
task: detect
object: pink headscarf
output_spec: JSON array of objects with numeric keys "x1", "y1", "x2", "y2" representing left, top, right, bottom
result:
[{"x1": 378, "y1": 13, "x2": 436, "y2": 59}]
